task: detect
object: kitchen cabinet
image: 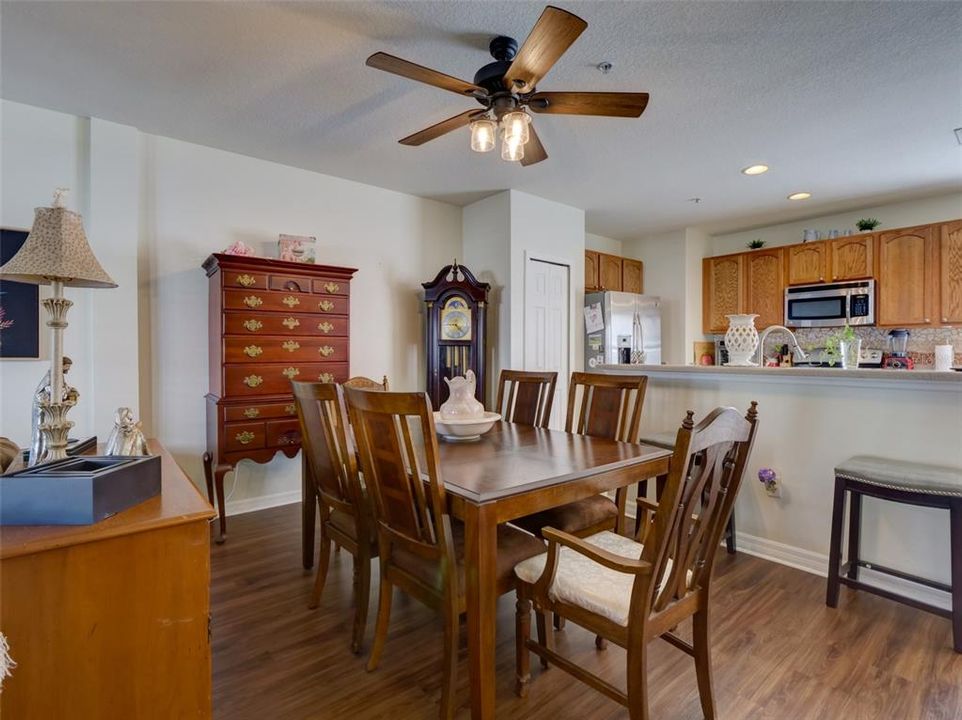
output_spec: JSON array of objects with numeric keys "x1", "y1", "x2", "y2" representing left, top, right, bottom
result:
[
  {"x1": 599, "y1": 253, "x2": 623, "y2": 291},
  {"x1": 877, "y1": 225, "x2": 938, "y2": 326},
  {"x1": 787, "y1": 241, "x2": 829, "y2": 285},
  {"x1": 702, "y1": 254, "x2": 745, "y2": 333},
  {"x1": 744, "y1": 248, "x2": 785, "y2": 330},
  {"x1": 585, "y1": 250, "x2": 600, "y2": 291},
  {"x1": 622, "y1": 258, "x2": 644, "y2": 294},
  {"x1": 830, "y1": 234, "x2": 874, "y2": 281},
  {"x1": 940, "y1": 220, "x2": 962, "y2": 324}
]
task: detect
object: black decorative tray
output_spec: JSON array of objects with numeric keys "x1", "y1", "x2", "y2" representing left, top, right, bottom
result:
[{"x1": 1, "y1": 454, "x2": 161, "y2": 526}]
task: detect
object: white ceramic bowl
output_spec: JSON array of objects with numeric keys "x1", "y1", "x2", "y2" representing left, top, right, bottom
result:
[{"x1": 432, "y1": 411, "x2": 501, "y2": 442}]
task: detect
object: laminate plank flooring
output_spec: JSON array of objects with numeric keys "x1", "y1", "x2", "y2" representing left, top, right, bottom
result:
[{"x1": 211, "y1": 504, "x2": 961, "y2": 719}]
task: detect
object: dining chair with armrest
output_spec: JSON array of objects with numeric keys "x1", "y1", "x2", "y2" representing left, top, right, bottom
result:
[
  {"x1": 345, "y1": 388, "x2": 545, "y2": 720},
  {"x1": 514, "y1": 402, "x2": 759, "y2": 720}
]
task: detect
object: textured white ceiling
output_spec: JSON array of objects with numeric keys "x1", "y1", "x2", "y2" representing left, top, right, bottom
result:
[{"x1": 2, "y1": 1, "x2": 961, "y2": 239}]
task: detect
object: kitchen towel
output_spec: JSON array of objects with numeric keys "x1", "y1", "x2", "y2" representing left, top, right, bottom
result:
[{"x1": 934, "y1": 344, "x2": 953, "y2": 372}]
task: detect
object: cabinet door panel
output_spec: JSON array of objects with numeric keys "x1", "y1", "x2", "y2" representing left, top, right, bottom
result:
[
  {"x1": 877, "y1": 226, "x2": 936, "y2": 326},
  {"x1": 599, "y1": 254, "x2": 623, "y2": 291},
  {"x1": 830, "y1": 235, "x2": 874, "y2": 281},
  {"x1": 787, "y1": 242, "x2": 828, "y2": 285},
  {"x1": 621, "y1": 258, "x2": 643, "y2": 294},
  {"x1": 941, "y1": 220, "x2": 962, "y2": 324},
  {"x1": 745, "y1": 249, "x2": 785, "y2": 329},
  {"x1": 702, "y1": 255, "x2": 745, "y2": 333},
  {"x1": 584, "y1": 250, "x2": 600, "y2": 290}
]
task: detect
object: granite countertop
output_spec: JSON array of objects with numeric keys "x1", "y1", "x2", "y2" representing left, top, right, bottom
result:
[{"x1": 597, "y1": 363, "x2": 962, "y2": 386}]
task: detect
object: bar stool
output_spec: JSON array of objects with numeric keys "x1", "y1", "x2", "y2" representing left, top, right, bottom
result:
[
  {"x1": 826, "y1": 456, "x2": 962, "y2": 653},
  {"x1": 637, "y1": 430, "x2": 736, "y2": 554}
]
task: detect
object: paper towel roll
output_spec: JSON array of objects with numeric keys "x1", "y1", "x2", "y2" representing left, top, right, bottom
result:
[{"x1": 934, "y1": 344, "x2": 953, "y2": 372}]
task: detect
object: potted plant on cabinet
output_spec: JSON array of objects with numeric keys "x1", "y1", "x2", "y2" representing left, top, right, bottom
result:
[{"x1": 856, "y1": 218, "x2": 880, "y2": 232}]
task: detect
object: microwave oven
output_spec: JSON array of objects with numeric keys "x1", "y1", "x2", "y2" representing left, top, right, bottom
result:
[{"x1": 784, "y1": 279, "x2": 875, "y2": 328}]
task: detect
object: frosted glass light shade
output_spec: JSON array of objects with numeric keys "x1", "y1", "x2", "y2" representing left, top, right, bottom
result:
[
  {"x1": 501, "y1": 134, "x2": 525, "y2": 162},
  {"x1": 500, "y1": 111, "x2": 530, "y2": 144},
  {"x1": 470, "y1": 118, "x2": 497, "y2": 153}
]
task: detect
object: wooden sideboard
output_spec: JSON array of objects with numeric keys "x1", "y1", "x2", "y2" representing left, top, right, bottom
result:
[
  {"x1": 0, "y1": 440, "x2": 214, "y2": 719},
  {"x1": 202, "y1": 253, "x2": 357, "y2": 542}
]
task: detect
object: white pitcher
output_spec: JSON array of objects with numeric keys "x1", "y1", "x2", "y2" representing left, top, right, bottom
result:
[{"x1": 440, "y1": 370, "x2": 485, "y2": 420}]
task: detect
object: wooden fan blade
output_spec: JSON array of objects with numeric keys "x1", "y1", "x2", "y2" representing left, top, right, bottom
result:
[
  {"x1": 521, "y1": 124, "x2": 548, "y2": 166},
  {"x1": 399, "y1": 110, "x2": 483, "y2": 146},
  {"x1": 528, "y1": 91, "x2": 650, "y2": 117},
  {"x1": 503, "y1": 6, "x2": 587, "y2": 93},
  {"x1": 366, "y1": 52, "x2": 484, "y2": 97}
]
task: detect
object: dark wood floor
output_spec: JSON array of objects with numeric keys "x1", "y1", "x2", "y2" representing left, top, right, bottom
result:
[{"x1": 211, "y1": 504, "x2": 961, "y2": 719}]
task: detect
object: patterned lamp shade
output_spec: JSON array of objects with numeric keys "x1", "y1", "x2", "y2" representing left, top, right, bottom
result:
[{"x1": 0, "y1": 201, "x2": 116, "y2": 288}]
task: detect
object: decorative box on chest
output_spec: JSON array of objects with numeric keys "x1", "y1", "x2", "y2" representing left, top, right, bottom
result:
[{"x1": 202, "y1": 253, "x2": 356, "y2": 542}]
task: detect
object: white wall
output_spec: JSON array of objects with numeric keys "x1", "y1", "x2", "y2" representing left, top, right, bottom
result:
[
  {"x1": 586, "y1": 232, "x2": 622, "y2": 256},
  {"x1": 1, "y1": 100, "x2": 461, "y2": 514},
  {"x1": 624, "y1": 230, "x2": 686, "y2": 364},
  {"x1": 711, "y1": 191, "x2": 962, "y2": 256}
]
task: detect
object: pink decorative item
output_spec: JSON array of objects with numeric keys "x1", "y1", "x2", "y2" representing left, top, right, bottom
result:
[
  {"x1": 277, "y1": 234, "x2": 316, "y2": 264},
  {"x1": 223, "y1": 240, "x2": 256, "y2": 257}
]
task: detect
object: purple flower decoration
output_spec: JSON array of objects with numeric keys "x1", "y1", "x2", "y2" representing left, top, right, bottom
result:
[{"x1": 758, "y1": 467, "x2": 776, "y2": 484}]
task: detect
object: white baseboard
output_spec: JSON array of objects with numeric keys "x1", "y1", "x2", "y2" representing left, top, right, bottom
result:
[
  {"x1": 226, "y1": 490, "x2": 300, "y2": 517},
  {"x1": 734, "y1": 531, "x2": 951, "y2": 611}
]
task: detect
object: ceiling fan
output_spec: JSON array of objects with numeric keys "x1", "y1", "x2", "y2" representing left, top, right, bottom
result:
[{"x1": 365, "y1": 5, "x2": 650, "y2": 166}]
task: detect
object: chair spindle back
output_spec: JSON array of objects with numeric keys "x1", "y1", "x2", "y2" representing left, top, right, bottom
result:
[
  {"x1": 495, "y1": 370, "x2": 558, "y2": 428},
  {"x1": 565, "y1": 372, "x2": 649, "y2": 443}
]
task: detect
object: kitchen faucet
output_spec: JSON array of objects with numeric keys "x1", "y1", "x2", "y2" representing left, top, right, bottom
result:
[{"x1": 755, "y1": 325, "x2": 808, "y2": 366}]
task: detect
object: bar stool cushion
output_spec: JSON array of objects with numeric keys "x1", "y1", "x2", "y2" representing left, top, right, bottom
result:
[
  {"x1": 835, "y1": 456, "x2": 962, "y2": 497},
  {"x1": 638, "y1": 430, "x2": 677, "y2": 450}
]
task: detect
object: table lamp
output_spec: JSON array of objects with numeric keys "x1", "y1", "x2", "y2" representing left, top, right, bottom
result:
[{"x1": 0, "y1": 188, "x2": 116, "y2": 462}]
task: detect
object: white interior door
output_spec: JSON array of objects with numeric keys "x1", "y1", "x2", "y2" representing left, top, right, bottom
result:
[{"x1": 524, "y1": 258, "x2": 569, "y2": 429}]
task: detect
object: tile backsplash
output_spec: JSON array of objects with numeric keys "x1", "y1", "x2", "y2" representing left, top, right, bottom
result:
[{"x1": 794, "y1": 327, "x2": 962, "y2": 367}]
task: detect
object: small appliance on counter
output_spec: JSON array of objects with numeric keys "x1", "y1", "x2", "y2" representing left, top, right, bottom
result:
[
  {"x1": 584, "y1": 291, "x2": 661, "y2": 368},
  {"x1": 882, "y1": 328, "x2": 914, "y2": 370},
  {"x1": 858, "y1": 347, "x2": 884, "y2": 368}
]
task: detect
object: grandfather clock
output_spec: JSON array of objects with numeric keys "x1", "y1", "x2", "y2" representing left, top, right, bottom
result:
[{"x1": 423, "y1": 261, "x2": 490, "y2": 408}]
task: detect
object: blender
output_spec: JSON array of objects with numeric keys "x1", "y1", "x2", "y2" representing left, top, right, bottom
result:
[{"x1": 882, "y1": 328, "x2": 914, "y2": 370}]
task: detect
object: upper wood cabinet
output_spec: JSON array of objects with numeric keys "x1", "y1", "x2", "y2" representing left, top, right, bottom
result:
[
  {"x1": 940, "y1": 220, "x2": 962, "y2": 324},
  {"x1": 703, "y1": 254, "x2": 745, "y2": 333},
  {"x1": 744, "y1": 248, "x2": 785, "y2": 330},
  {"x1": 585, "y1": 250, "x2": 600, "y2": 291},
  {"x1": 830, "y1": 234, "x2": 874, "y2": 281},
  {"x1": 787, "y1": 241, "x2": 829, "y2": 285},
  {"x1": 599, "y1": 253, "x2": 623, "y2": 291},
  {"x1": 877, "y1": 225, "x2": 938, "y2": 326},
  {"x1": 622, "y1": 258, "x2": 644, "y2": 294}
]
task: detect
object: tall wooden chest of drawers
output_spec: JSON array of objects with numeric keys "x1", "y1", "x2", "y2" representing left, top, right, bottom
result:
[{"x1": 202, "y1": 253, "x2": 356, "y2": 542}]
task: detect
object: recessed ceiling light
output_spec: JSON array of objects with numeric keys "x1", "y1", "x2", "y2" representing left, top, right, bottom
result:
[
  {"x1": 787, "y1": 191, "x2": 812, "y2": 201},
  {"x1": 741, "y1": 164, "x2": 769, "y2": 175}
]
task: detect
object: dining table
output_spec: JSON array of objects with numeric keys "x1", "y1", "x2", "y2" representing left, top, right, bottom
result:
[{"x1": 301, "y1": 421, "x2": 671, "y2": 719}]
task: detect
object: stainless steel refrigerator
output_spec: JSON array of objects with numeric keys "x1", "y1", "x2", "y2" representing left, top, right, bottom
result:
[{"x1": 584, "y1": 292, "x2": 662, "y2": 369}]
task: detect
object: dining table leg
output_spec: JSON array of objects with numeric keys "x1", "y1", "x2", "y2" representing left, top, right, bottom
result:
[
  {"x1": 465, "y1": 502, "x2": 498, "y2": 720},
  {"x1": 302, "y1": 454, "x2": 315, "y2": 570}
]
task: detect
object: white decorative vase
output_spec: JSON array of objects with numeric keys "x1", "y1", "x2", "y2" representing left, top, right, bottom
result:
[{"x1": 724, "y1": 314, "x2": 759, "y2": 366}]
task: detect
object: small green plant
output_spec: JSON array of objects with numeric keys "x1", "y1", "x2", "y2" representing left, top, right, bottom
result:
[
  {"x1": 747, "y1": 238, "x2": 765, "y2": 249},
  {"x1": 856, "y1": 218, "x2": 880, "y2": 231},
  {"x1": 823, "y1": 324, "x2": 857, "y2": 366}
]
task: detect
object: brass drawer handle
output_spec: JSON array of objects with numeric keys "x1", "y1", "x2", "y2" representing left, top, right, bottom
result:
[
  {"x1": 243, "y1": 319, "x2": 263, "y2": 332},
  {"x1": 235, "y1": 431, "x2": 256, "y2": 445},
  {"x1": 244, "y1": 295, "x2": 263, "y2": 308},
  {"x1": 324, "y1": 282, "x2": 340, "y2": 294},
  {"x1": 243, "y1": 407, "x2": 260, "y2": 418},
  {"x1": 243, "y1": 345, "x2": 263, "y2": 358},
  {"x1": 278, "y1": 433, "x2": 300, "y2": 446},
  {"x1": 282, "y1": 317, "x2": 300, "y2": 330},
  {"x1": 243, "y1": 374, "x2": 263, "y2": 388},
  {"x1": 318, "y1": 300, "x2": 335, "y2": 312},
  {"x1": 282, "y1": 340, "x2": 300, "y2": 353},
  {"x1": 282, "y1": 367, "x2": 300, "y2": 380},
  {"x1": 318, "y1": 321, "x2": 334, "y2": 333},
  {"x1": 282, "y1": 295, "x2": 300, "y2": 308},
  {"x1": 318, "y1": 345, "x2": 335, "y2": 357},
  {"x1": 285, "y1": 403, "x2": 296, "y2": 415},
  {"x1": 318, "y1": 372, "x2": 334, "y2": 383},
  {"x1": 236, "y1": 274, "x2": 257, "y2": 288}
]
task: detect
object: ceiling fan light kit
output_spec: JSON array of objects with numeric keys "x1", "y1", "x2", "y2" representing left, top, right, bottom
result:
[{"x1": 366, "y1": 5, "x2": 650, "y2": 167}]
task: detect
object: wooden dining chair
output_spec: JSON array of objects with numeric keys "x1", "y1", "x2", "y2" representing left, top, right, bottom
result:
[
  {"x1": 344, "y1": 388, "x2": 545, "y2": 720},
  {"x1": 513, "y1": 372, "x2": 649, "y2": 539},
  {"x1": 513, "y1": 402, "x2": 759, "y2": 720},
  {"x1": 344, "y1": 375, "x2": 390, "y2": 391},
  {"x1": 494, "y1": 370, "x2": 557, "y2": 428},
  {"x1": 291, "y1": 380, "x2": 376, "y2": 654}
]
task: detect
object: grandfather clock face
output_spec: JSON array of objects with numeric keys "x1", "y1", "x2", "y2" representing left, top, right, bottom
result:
[{"x1": 440, "y1": 296, "x2": 472, "y2": 341}]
